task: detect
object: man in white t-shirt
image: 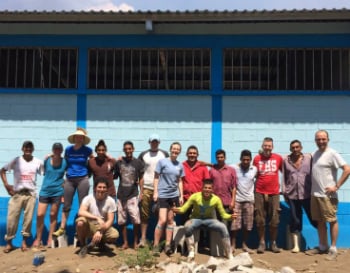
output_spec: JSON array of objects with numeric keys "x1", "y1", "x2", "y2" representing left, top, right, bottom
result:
[
  {"x1": 1, "y1": 141, "x2": 43, "y2": 253},
  {"x1": 137, "y1": 134, "x2": 168, "y2": 247},
  {"x1": 76, "y1": 177, "x2": 119, "y2": 257},
  {"x1": 307, "y1": 130, "x2": 350, "y2": 260}
]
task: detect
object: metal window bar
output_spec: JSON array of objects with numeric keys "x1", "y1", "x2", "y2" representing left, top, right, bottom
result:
[
  {"x1": 339, "y1": 50, "x2": 342, "y2": 90},
  {"x1": 303, "y1": 49, "x2": 306, "y2": 90},
  {"x1": 49, "y1": 49, "x2": 52, "y2": 88},
  {"x1": 312, "y1": 49, "x2": 315, "y2": 90},
  {"x1": 148, "y1": 50, "x2": 151, "y2": 89},
  {"x1": 258, "y1": 50, "x2": 261, "y2": 90},
  {"x1": 348, "y1": 49, "x2": 350, "y2": 89},
  {"x1": 201, "y1": 49, "x2": 203, "y2": 90},
  {"x1": 183, "y1": 50, "x2": 186, "y2": 90},
  {"x1": 58, "y1": 49, "x2": 62, "y2": 88},
  {"x1": 139, "y1": 50, "x2": 142, "y2": 89},
  {"x1": 240, "y1": 49, "x2": 243, "y2": 90},
  {"x1": 23, "y1": 49, "x2": 27, "y2": 88},
  {"x1": 121, "y1": 49, "x2": 125, "y2": 89},
  {"x1": 267, "y1": 49, "x2": 270, "y2": 90},
  {"x1": 14, "y1": 49, "x2": 19, "y2": 88},
  {"x1": 6, "y1": 49, "x2": 10, "y2": 87},
  {"x1": 231, "y1": 50, "x2": 234, "y2": 90},
  {"x1": 276, "y1": 50, "x2": 279, "y2": 90},
  {"x1": 112, "y1": 49, "x2": 116, "y2": 89},
  {"x1": 321, "y1": 49, "x2": 324, "y2": 90},
  {"x1": 192, "y1": 49, "x2": 195, "y2": 90},
  {"x1": 249, "y1": 49, "x2": 252, "y2": 90},
  {"x1": 95, "y1": 49, "x2": 99, "y2": 89},
  {"x1": 103, "y1": 49, "x2": 107, "y2": 89},
  {"x1": 157, "y1": 49, "x2": 159, "y2": 89},
  {"x1": 174, "y1": 50, "x2": 177, "y2": 90},
  {"x1": 330, "y1": 49, "x2": 333, "y2": 90},
  {"x1": 31, "y1": 49, "x2": 36, "y2": 88}
]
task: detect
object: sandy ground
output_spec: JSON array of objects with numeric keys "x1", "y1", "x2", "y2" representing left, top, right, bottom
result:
[{"x1": 0, "y1": 244, "x2": 349, "y2": 273}]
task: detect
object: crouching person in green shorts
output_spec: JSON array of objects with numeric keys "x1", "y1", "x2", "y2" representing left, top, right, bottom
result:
[{"x1": 76, "y1": 177, "x2": 119, "y2": 257}]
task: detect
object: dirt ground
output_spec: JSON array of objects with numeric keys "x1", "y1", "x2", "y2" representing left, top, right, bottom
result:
[{"x1": 0, "y1": 244, "x2": 349, "y2": 273}]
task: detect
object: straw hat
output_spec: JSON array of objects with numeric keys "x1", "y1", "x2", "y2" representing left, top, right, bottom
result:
[{"x1": 67, "y1": 128, "x2": 91, "y2": 145}]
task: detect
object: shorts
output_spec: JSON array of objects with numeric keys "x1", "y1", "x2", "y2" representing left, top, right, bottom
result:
[
  {"x1": 39, "y1": 196, "x2": 61, "y2": 204},
  {"x1": 117, "y1": 196, "x2": 140, "y2": 225},
  {"x1": 311, "y1": 196, "x2": 338, "y2": 223},
  {"x1": 158, "y1": 197, "x2": 179, "y2": 209},
  {"x1": 140, "y1": 188, "x2": 154, "y2": 223},
  {"x1": 231, "y1": 201, "x2": 254, "y2": 231},
  {"x1": 76, "y1": 217, "x2": 119, "y2": 241},
  {"x1": 254, "y1": 192, "x2": 280, "y2": 228}
]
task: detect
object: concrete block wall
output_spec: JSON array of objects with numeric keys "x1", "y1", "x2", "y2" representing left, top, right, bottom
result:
[
  {"x1": 86, "y1": 95, "x2": 212, "y2": 163},
  {"x1": 223, "y1": 95, "x2": 350, "y2": 202},
  {"x1": 0, "y1": 94, "x2": 77, "y2": 195}
]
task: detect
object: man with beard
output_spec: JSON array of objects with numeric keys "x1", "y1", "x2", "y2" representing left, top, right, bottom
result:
[
  {"x1": 306, "y1": 130, "x2": 350, "y2": 260},
  {"x1": 253, "y1": 137, "x2": 283, "y2": 254}
]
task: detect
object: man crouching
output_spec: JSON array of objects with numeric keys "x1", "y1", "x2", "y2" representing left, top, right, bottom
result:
[
  {"x1": 172, "y1": 179, "x2": 236, "y2": 260},
  {"x1": 76, "y1": 177, "x2": 119, "y2": 257}
]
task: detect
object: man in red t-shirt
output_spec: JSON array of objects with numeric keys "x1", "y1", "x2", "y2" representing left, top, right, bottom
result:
[
  {"x1": 253, "y1": 137, "x2": 283, "y2": 254},
  {"x1": 180, "y1": 145, "x2": 210, "y2": 225}
]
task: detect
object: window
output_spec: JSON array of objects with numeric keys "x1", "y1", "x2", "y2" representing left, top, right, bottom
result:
[
  {"x1": 88, "y1": 48, "x2": 211, "y2": 90},
  {"x1": 0, "y1": 47, "x2": 78, "y2": 89},
  {"x1": 224, "y1": 48, "x2": 350, "y2": 91}
]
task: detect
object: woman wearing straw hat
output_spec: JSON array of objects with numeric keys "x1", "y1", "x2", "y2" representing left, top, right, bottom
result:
[{"x1": 53, "y1": 128, "x2": 93, "y2": 237}]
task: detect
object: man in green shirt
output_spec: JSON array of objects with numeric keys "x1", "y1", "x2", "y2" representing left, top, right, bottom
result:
[{"x1": 173, "y1": 179, "x2": 236, "y2": 260}]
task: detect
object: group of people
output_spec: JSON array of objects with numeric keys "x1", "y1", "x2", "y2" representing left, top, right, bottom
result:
[{"x1": 1, "y1": 128, "x2": 349, "y2": 262}]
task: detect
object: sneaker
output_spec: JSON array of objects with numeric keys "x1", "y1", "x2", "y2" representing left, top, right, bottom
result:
[
  {"x1": 153, "y1": 245, "x2": 161, "y2": 257},
  {"x1": 257, "y1": 242, "x2": 265, "y2": 254},
  {"x1": 271, "y1": 242, "x2": 281, "y2": 253},
  {"x1": 188, "y1": 250, "x2": 195, "y2": 260},
  {"x1": 79, "y1": 245, "x2": 88, "y2": 258},
  {"x1": 305, "y1": 247, "x2": 328, "y2": 256},
  {"x1": 164, "y1": 244, "x2": 173, "y2": 256},
  {"x1": 242, "y1": 245, "x2": 254, "y2": 254},
  {"x1": 52, "y1": 228, "x2": 65, "y2": 237},
  {"x1": 138, "y1": 239, "x2": 146, "y2": 248},
  {"x1": 325, "y1": 248, "x2": 337, "y2": 261}
]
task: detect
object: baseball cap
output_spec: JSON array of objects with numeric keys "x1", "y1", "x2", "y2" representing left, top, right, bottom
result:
[{"x1": 149, "y1": 134, "x2": 160, "y2": 142}]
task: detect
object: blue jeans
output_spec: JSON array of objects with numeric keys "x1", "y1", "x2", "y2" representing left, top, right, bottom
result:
[
  {"x1": 184, "y1": 218, "x2": 230, "y2": 238},
  {"x1": 287, "y1": 198, "x2": 317, "y2": 233}
]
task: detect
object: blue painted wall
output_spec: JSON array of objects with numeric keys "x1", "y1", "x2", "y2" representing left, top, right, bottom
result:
[{"x1": 1, "y1": 33, "x2": 350, "y2": 248}]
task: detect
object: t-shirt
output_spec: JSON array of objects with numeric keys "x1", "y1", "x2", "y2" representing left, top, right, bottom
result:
[
  {"x1": 115, "y1": 157, "x2": 144, "y2": 202},
  {"x1": 138, "y1": 149, "x2": 169, "y2": 190},
  {"x1": 182, "y1": 161, "x2": 210, "y2": 201},
  {"x1": 312, "y1": 148, "x2": 346, "y2": 198},
  {"x1": 40, "y1": 158, "x2": 67, "y2": 197},
  {"x1": 81, "y1": 194, "x2": 117, "y2": 223},
  {"x1": 209, "y1": 164, "x2": 237, "y2": 206},
  {"x1": 88, "y1": 157, "x2": 117, "y2": 197},
  {"x1": 232, "y1": 164, "x2": 257, "y2": 203},
  {"x1": 253, "y1": 153, "x2": 283, "y2": 195},
  {"x1": 156, "y1": 158, "x2": 185, "y2": 199},
  {"x1": 2, "y1": 156, "x2": 44, "y2": 194},
  {"x1": 178, "y1": 192, "x2": 232, "y2": 220},
  {"x1": 65, "y1": 145, "x2": 92, "y2": 178}
]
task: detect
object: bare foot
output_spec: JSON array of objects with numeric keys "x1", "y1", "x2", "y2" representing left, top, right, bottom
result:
[
  {"x1": 21, "y1": 241, "x2": 28, "y2": 252},
  {"x1": 121, "y1": 243, "x2": 129, "y2": 250},
  {"x1": 3, "y1": 243, "x2": 14, "y2": 253}
]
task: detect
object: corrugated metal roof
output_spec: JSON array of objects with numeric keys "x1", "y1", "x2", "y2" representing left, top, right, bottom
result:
[{"x1": 0, "y1": 9, "x2": 349, "y2": 23}]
